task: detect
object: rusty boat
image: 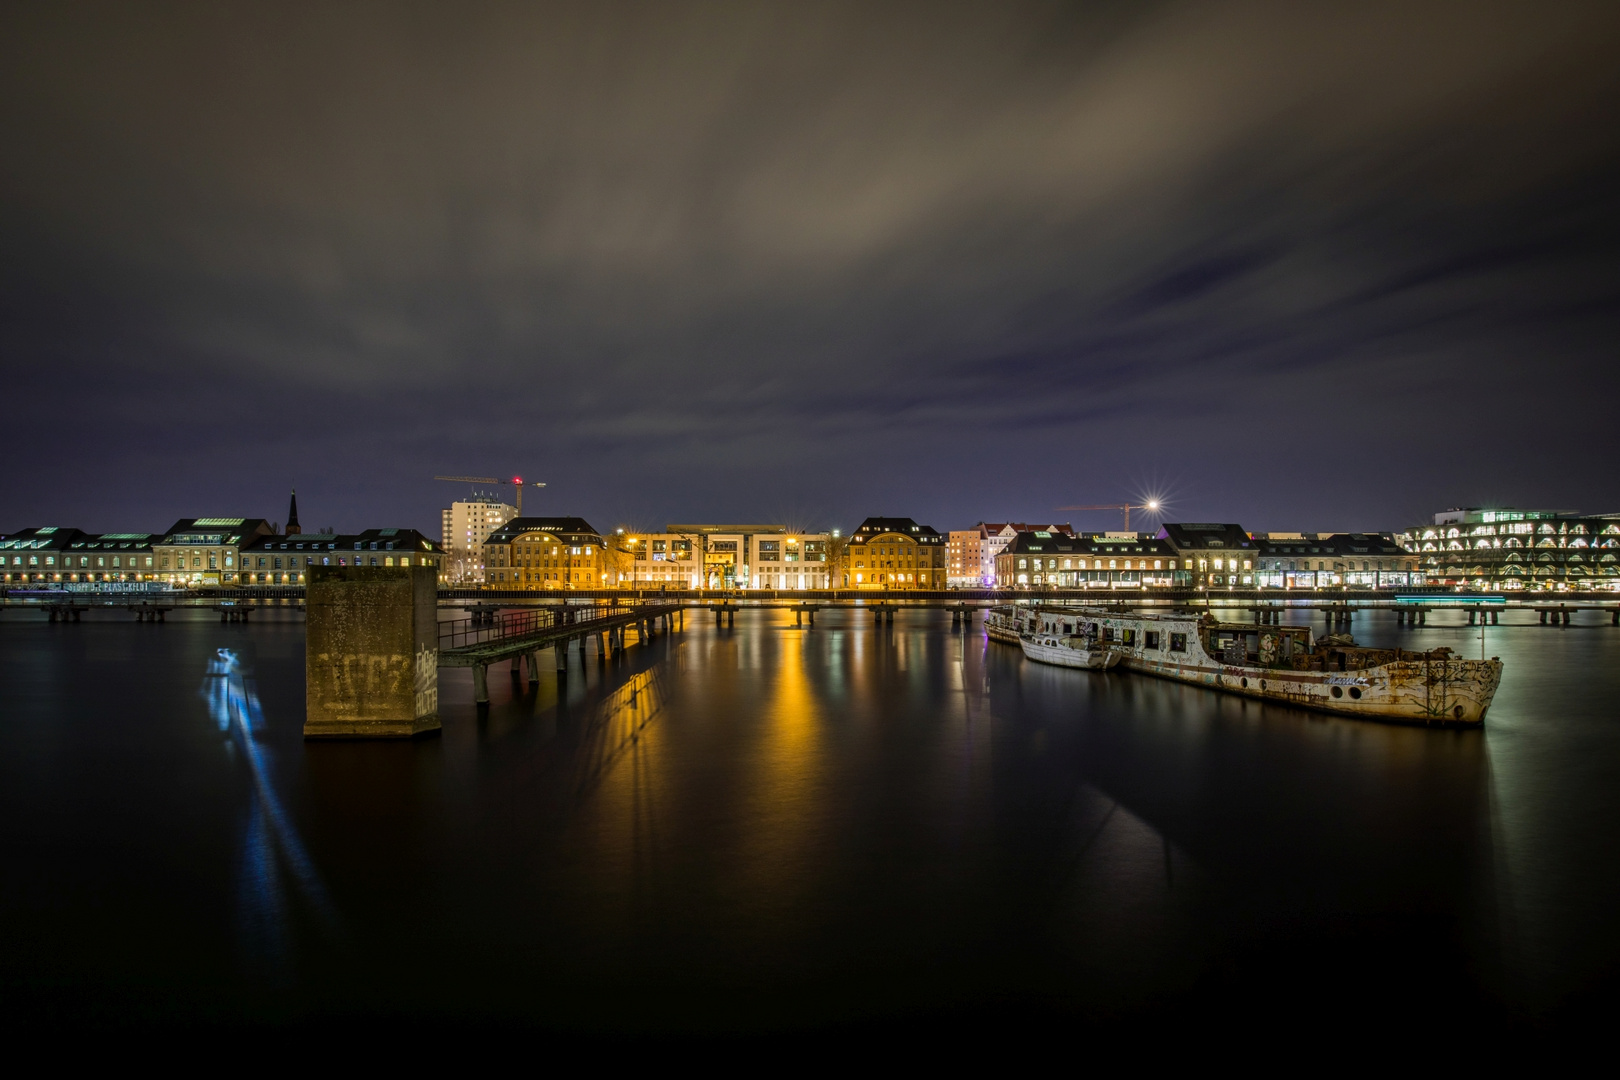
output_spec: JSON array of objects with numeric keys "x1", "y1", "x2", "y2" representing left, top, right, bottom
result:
[
  {"x1": 986, "y1": 604, "x2": 1502, "y2": 725},
  {"x1": 1077, "y1": 606, "x2": 1501, "y2": 725}
]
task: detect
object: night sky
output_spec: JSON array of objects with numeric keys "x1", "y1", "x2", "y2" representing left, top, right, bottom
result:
[{"x1": 3, "y1": 2, "x2": 1618, "y2": 537}]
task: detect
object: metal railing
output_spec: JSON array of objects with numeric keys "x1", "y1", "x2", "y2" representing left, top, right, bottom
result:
[{"x1": 438, "y1": 601, "x2": 677, "y2": 652}]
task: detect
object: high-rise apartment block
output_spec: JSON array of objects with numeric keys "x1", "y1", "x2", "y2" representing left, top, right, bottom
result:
[{"x1": 441, "y1": 495, "x2": 517, "y2": 584}]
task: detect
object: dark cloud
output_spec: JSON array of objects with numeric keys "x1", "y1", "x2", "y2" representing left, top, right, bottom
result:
[{"x1": 2, "y1": 1, "x2": 1618, "y2": 535}]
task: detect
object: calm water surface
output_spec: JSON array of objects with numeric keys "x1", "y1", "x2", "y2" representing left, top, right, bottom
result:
[{"x1": 2, "y1": 603, "x2": 1617, "y2": 1040}]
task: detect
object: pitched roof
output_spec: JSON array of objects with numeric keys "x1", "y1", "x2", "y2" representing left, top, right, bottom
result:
[
  {"x1": 852, "y1": 516, "x2": 942, "y2": 541},
  {"x1": 243, "y1": 528, "x2": 441, "y2": 553},
  {"x1": 487, "y1": 516, "x2": 602, "y2": 544},
  {"x1": 1156, "y1": 522, "x2": 1253, "y2": 550},
  {"x1": 1003, "y1": 531, "x2": 1177, "y2": 556}
]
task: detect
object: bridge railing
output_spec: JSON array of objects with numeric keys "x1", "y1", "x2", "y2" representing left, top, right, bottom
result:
[{"x1": 438, "y1": 601, "x2": 676, "y2": 651}]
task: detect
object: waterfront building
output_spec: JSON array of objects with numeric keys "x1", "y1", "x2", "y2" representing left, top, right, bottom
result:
[
  {"x1": 2, "y1": 527, "x2": 89, "y2": 584},
  {"x1": 848, "y1": 517, "x2": 945, "y2": 590},
  {"x1": 994, "y1": 531, "x2": 1179, "y2": 588},
  {"x1": 1397, "y1": 508, "x2": 1620, "y2": 589},
  {"x1": 1254, "y1": 533, "x2": 1422, "y2": 589},
  {"x1": 615, "y1": 532, "x2": 701, "y2": 589},
  {"x1": 439, "y1": 494, "x2": 517, "y2": 585},
  {"x1": 483, "y1": 517, "x2": 606, "y2": 589},
  {"x1": 241, "y1": 528, "x2": 441, "y2": 585},
  {"x1": 153, "y1": 518, "x2": 277, "y2": 587},
  {"x1": 1155, "y1": 522, "x2": 1257, "y2": 588},
  {"x1": 663, "y1": 524, "x2": 833, "y2": 590},
  {"x1": 948, "y1": 522, "x2": 1075, "y2": 588}
]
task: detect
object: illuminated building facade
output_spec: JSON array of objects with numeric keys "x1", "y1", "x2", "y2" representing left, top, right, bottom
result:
[
  {"x1": 995, "y1": 531, "x2": 1178, "y2": 588},
  {"x1": 615, "y1": 532, "x2": 701, "y2": 589},
  {"x1": 483, "y1": 516, "x2": 606, "y2": 589},
  {"x1": 1156, "y1": 523, "x2": 1256, "y2": 587},
  {"x1": 949, "y1": 522, "x2": 1074, "y2": 588},
  {"x1": 848, "y1": 517, "x2": 945, "y2": 590},
  {"x1": 1397, "y1": 508, "x2": 1620, "y2": 589},
  {"x1": 1254, "y1": 533, "x2": 1422, "y2": 589},
  {"x1": 153, "y1": 518, "x2": 277, "y2": 586},
  {"x1": 439, "y1": 494, "x2": 517, "y2": 584},
  {"x1": 241, "y1": 529, "x2": 442, "y2": 585},
  {"x1": 662, "y1": 524, "x2": 833, "y2": 590}
]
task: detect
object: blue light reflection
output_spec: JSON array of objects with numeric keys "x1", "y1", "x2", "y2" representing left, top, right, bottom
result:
[{"x1": 203, "y1": 648, "x2": 342, "y2": 974}]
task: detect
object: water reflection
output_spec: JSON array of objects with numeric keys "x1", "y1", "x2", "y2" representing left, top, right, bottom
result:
[{"x1": 202, "y1": 648, "x2": 340, "y2": 977}]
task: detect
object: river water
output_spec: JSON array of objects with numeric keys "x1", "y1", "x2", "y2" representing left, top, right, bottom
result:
[{"x1": 1, "y1": 603, "x2": 1616, "y2": 1041}]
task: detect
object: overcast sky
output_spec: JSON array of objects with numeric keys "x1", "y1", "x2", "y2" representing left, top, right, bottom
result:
[{"x1": 3, "y1": 1, "x2": 1617, "y2": 536}]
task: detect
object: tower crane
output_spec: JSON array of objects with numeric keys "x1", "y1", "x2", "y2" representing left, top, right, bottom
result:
[
  {"x1": 434, "y1": 475, "x2": 546, "y2": 515},
  {"x1": 1054, "y1": 500, "x2": 1161, "y2": 532}
]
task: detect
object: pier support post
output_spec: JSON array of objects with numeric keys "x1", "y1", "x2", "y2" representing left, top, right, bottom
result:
[
  {"x1": 1562, "y1": 609, "x2": 1571, "y2": 626},
  {"x1": 808, "y1": 608, "x2": 815, "y2": 626},
  {"x1": 1492, "y1": 611, "x2": 1499, "y2": 625},
  {"x1": 1418, "y1": 609, "x2": 1427, "y2": 625},
  {"x1": 1469, "y1": 610, "x2": 1477, "y2": 625},
  {"x1": 1539, "y1": 610, "x2": 1547, "y2": 624},
  {"x1": 556, "y1": 640, "x2": 569, "y2": 673},
  {"x1": 473, "y1": 664, "x2": 488, "y2": 704},
  {"x1": 304, "y1": 564, "x2": 439, "y2": 738},
  {"x1": 727, "y1": 609, "x2": 735, "y2": 628},
  {"x1": 796, "y1": 609, "x2": 803, "y2": 627}
]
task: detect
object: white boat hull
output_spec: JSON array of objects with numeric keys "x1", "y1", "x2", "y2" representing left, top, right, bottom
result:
[{"x1": 1018, "y1": 636, "x2": 1121, "y2": 670}]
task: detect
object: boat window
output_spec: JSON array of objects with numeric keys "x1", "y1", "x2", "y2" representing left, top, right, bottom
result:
[
  {"x1": 1169, "y1": 633, "x2": 1186, "y2": 652},
  {"x1": 1146, "y1": 631, "x2": 1160, "y2": 650},
  {"x1": 1122, "y1": 629, "x2": 1136, "y2": 646}
]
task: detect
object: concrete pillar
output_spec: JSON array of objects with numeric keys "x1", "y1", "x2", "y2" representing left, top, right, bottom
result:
[
  {"x1": 808, "y1": 608, "x2": 815, "y2": 626},
  {"x1": 1562, "y1": 609, "x2": 1571, "y2": 625},
  {"x1": 1468, "y1": 610, "x2": 1477, "y2": 625},
  {"x1": 473, "y1": 664, "x2": 488, "y2": 704},
  {"x1": 557, "y1": 640, "x2": 569, "y2": 672},
  {"x1": 1492, "y1": 611, "x2": 1499, "y2": 625},
  {"x1": 1418, "y1": 610, "x2": 1427, "y2": 625},
  {"x1": 796, "y1": 609, "x2": 803, "y2": 626},
  {"x1": 886, "y1": 608, "x2": 894, "y2": 623},
  {"x1": 304, "y1": 564, "x2": 439, "y2": 738},
  {"x1": 727, "y1": 610, "x2": 735, "y2": 628},
  {"x1": 1539, "y1": 610, "x2": 1547, "y2": 624}
]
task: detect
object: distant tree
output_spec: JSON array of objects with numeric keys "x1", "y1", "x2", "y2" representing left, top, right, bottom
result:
[
  {"x1": 604, "y1": 533, "x2": 638, "y2": 588},
  {"x1": 825, "y1": 534, "x2": 850, "y2": 589}
]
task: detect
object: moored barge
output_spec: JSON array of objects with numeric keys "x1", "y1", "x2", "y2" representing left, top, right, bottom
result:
[{"x1": 989, "y1": 604, "x2": 1502, "y2": 725}]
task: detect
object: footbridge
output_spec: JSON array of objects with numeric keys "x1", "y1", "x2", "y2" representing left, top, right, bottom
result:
[{"x1": 438, "y1": 601, "x2": 685, "y2": 704}]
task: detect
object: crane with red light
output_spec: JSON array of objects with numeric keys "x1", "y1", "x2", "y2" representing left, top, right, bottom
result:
[{"x1": 434, "y1": 475, "x2": 546, "y2": 515}]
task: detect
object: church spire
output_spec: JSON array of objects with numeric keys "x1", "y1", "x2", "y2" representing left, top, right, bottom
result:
[{"x1": 286, "y1": 488, "x2": 301, "y2": 535}]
